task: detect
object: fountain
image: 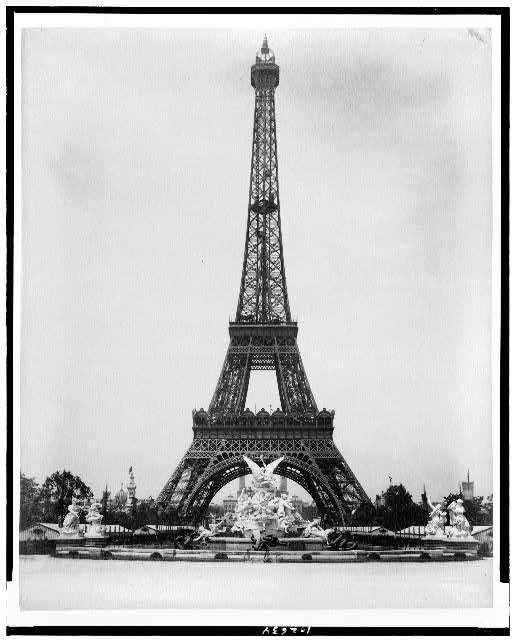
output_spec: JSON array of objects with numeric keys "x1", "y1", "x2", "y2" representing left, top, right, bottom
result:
[
  {"x1": 54, "y1": 461, "x2": 480, "y2": 562},
  {"x1": 231, "y1": 455, "x2": 311, "y2": 543}
]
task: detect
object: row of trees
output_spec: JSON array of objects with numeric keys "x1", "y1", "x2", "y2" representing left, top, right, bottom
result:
[
  {"x1": 352, "y1": 484, "x2": 493, "y2": 530},
  {"x1": 352, "y1": 484, "x2": 427, "y2": 530},
  {"x1": 20, "y1": 471, "x2": 159, "y2": 531},
  {"x1": 20, "y1": 471, "x2": 93, "y2": 529},
  {"x1": 20, "y1": 472, "x2": 493, "y2": 532}
]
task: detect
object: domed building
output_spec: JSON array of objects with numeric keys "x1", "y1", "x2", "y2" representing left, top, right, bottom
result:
[
  {"x1": 222, "y1": 494, "x2": 237, "y2": 515},
  {"x1": 114, "y1": 483, "x2": 128, "y2": 510},
  {"x1": 113, "y1": 467, "x2": 137, "y2": 513}
]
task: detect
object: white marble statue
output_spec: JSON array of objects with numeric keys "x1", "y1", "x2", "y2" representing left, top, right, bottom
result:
[
  {"x1": 231, "y1": 455, "x2": 309, "y2": 539},
  {"x1": 275, "y1": 493, "x2": 301, "y2": 534},
  {"x1": 302, "y1": 518, "x2": 333, "y2": 542},
  {"x1": 85, "y1": 499, "x2": 106, "y2": 537},
  {"x1": 194, "y1": 518, "x2": 229, "y2": 544},
  {"x1": 276, "y1": 493, "x2": 294, "y2": 518},
  {"x1": 242, "y1": 455, "x2": 285, "y2": 490},
  {"x1": 278, "y1": 512, "x2": 302, "y2": 534},
  {"x1": 425, "y1": 497, "x2": 447, "y2": 538},
  {"x1": 211, "y1": 515, "x2": 229, "y2": 534},
  {"x1": 446, "y1": 499, "x2": 472, "y2": 538},
  {"x1": 61, "y1": 497, "x2": 82, "y2": 536},
  {"x1": 193, "y1": 525, "x2": 213, "y2": 544},
  {"x1": 231, "y1": 519, "x2": 245, "y2": 535}
]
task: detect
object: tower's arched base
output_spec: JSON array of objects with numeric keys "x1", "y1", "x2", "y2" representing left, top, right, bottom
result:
[{"x1": 156, "y1": 433, "x2": 370, "y2": 525}]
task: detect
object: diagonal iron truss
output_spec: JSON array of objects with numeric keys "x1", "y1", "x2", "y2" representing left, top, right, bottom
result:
[
  {"x1": 208, "y1": 331, "x2": 317, "y2": 416},
  {"x1": 157, "y1": 437, "x2": 369, "y2": 525}
]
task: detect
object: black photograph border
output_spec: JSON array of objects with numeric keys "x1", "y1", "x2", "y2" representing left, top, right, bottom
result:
[{"x1": 5, "y1": 5, "x2": 510, "y2": 636}]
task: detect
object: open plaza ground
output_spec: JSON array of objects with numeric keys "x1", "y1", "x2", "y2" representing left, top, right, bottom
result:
[{"x1": 19, "y1": 555, "x2": 493, "y2": 610}]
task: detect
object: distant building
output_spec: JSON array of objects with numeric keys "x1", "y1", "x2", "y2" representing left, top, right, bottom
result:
[
  {"x1": 237, "y1": 475, "x2": 246, "y2": 497},
  {"x1": 398, "y1": 525, "x2": 427, "y2": 536},
  {"x1": 19, "y1": 523, "x2": 62, "y2": 541},
  {"x1": 114, "y1": 483, "x2": 128, "y2": 510},
  {"x1": 363, "y1": 526, "x2": 395, "y2": 536},
  {"x1": 461, "y1": 471, "x2": 474, "y2": 501},
  {"x1": 417, "y1": 485, "x2": 428, "y2": 507},
  {"x1": 113, "y1": 468, "x2": 137, "y2": 513},
  {"x1": 126, "y1": 466, "x2": 137, "y2": 510},
  {"x1": 374, "y1": 493, "x2": 385, "y2": 509},
  {"x1": 222, "y1": 494, "x2": 237, "y2": 514},
  {"x1": 236, "y1": 475, "x2": 256, "y2": 498},
  {"x1": 133, "y1": 524, "x2": 185, "y2": 535},
  {"x1": 20, "y1": 522, "x2": 132, "y2": 541}
]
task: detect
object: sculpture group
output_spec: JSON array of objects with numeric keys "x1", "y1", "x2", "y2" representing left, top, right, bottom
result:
[
  {"x1": 60, "y1": 497, "x2": 106, "y2": 538},
  {"x1": 425, "y1": 497, "x2": 472, "y2": 539},
  {"x1": 59, "y1": 460, "x2": 473, "y2": 548},
  {"x1": 192, "y1": 455, "x2": 352, "y2": 547}
]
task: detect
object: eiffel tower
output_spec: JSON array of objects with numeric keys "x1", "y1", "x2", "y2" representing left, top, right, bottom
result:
[{"x1": 156, "y1": 37, "x2": 370, "y2": 525}]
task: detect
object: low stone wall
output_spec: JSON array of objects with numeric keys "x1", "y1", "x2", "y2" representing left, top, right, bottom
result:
[
  {"x1": 204, "y1": 536, "x2": 324, "y2": 551},
  {"x1": 54, "y1": 541, "x2": 481, "y2": 563},
  {"x1": 423, "y1": 537, "x2": 480, "y2": 553}
]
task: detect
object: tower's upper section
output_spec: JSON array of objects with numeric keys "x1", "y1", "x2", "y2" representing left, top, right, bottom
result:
[
  {"x1": 236, "y1": 36, "x2": 290, "y2": 324},
  {"x1": 251, "y1": 35, "x2": 279, "y2": 90}
]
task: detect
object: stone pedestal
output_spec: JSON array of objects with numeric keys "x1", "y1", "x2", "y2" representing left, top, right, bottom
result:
[
  {"x1": 56, "y1": 535, "x2": 110, "y2": 551},
  {"x1": 423, "y1": 537, "x2": 479, "y2": 554}
]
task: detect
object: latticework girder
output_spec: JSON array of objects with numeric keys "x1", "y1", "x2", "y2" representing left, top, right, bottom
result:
[
  {"x1": 237, "y1": 76, "x2": 289, "y2": 323},
  {"x1": 208, "y1": 331, "x2": 317, "y2": 415},
  {"x1": 156, "y1": 38, "x2": 370, "y2": 525}
]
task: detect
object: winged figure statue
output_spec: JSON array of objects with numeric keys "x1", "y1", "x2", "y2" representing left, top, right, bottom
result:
[{"x1": 242, "y1": 454, "x2": 285, "y2": 490}]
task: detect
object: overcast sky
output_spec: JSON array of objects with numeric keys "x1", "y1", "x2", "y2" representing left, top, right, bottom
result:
[{"x1": 21, "y1": 27, "x2": 492, "y2": 504}]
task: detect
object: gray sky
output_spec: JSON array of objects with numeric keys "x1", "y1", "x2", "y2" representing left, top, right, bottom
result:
[{"x1": 21, "y1": 28, "x2": 492, "y2": 504}]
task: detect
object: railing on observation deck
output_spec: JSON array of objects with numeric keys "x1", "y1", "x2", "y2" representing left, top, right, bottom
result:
[{"x1": 192, "y1": 408, "x2": 335, "y2": 429}]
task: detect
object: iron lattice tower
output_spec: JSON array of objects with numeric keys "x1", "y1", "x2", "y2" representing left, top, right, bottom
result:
[{"x1": 156, "y1": 38, "x2": 370, "y2": 524}]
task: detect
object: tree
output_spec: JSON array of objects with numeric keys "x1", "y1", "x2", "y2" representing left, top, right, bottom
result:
[
  {"x1": 482, "y1": 499, "x2": 493, "y2": 524},
  {"x1": 382, "y1": 484, "x2": 423, "y2": 531},
  {"x1": 207, "y1": 504, "x2": 224, "y2": 519},
  {"x1": 352, "y1": 502, "x2": 376, "y2": 526},
  {"x1": 133, "y1": 498, "x2": 159, "y2": 528},
  {"x1": 106, "y1": 508, "x2": 134, "y2": 530},
  {"x1": 40, "y1": 470, "x2": 93, "y2": 524},
  {"x1": 101, "y1": 486, "x2": 111, "y2": 523},
  {"x1": 20, "y1": 474, "x2": 43, "y2": 529}
]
